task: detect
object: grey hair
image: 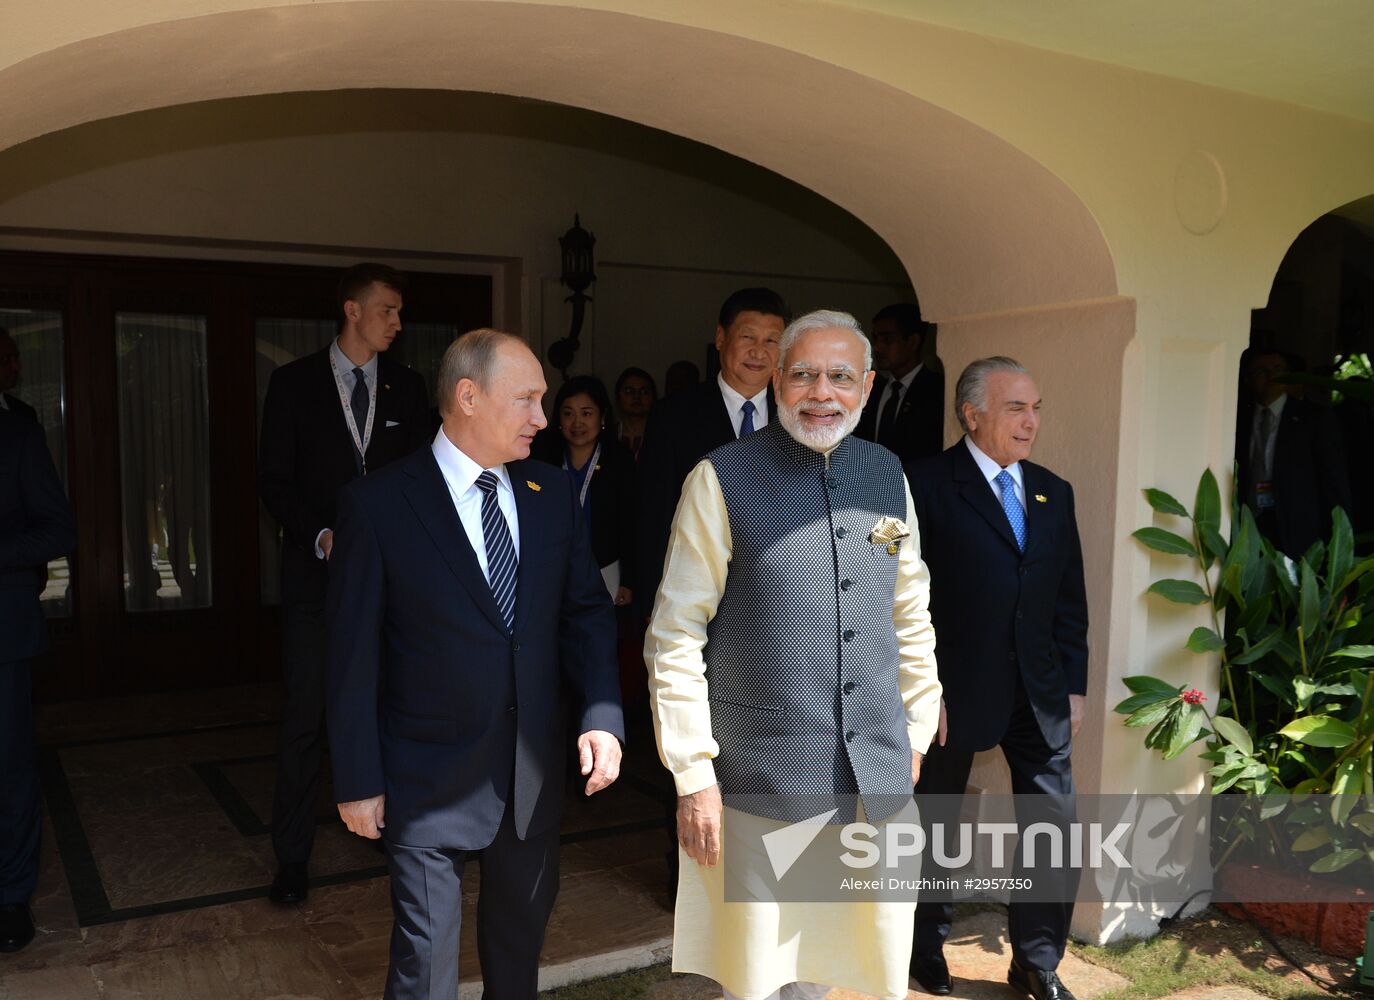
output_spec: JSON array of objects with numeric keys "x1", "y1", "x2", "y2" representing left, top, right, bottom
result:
[
  {"x1": 437, "y1": 328, "x2": 526, "y2": 415},
  {"x1": 954, "y1": 356, "x2": 1028, "y2": 433},
  {"x1": 778, "y1": 309, "x2": 872, "y2": 371}
]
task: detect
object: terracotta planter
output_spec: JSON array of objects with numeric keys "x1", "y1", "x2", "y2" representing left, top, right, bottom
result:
[{"x1": 1215, "y1": 861, "x2": 1372, "y2": 958}]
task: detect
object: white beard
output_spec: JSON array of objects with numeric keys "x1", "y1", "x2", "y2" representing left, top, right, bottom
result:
[{"x1": 778, "y1": 399, "x2": 862, "y2": 452}]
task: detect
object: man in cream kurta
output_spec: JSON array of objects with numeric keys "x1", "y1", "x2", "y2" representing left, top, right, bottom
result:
[{"x1": 647, "y1": 310, "x2": 942, "y2": 1000}]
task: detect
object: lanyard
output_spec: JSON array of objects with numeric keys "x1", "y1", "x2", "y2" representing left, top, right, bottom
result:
[
  {"x1": 563, "y1": 441, "x2": 602, "y2": 509},
  {"x1": 328, "y1": 348, "x2": 377, "y2": 473}
]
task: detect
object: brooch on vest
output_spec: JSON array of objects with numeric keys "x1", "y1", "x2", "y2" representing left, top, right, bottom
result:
[{"x1": 870, "y1": 516, "x2": 910, "y2": 555}]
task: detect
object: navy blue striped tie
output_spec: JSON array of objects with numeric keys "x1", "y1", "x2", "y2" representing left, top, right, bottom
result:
[{"x1": 475, "y1": 471, "x2": 517, "y2": 629}]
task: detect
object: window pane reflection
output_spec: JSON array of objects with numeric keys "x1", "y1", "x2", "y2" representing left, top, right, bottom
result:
[
  {"x1": 0, "y1": 307, "x2": 72, "y2": 618},
  {"x1": 116, "y1": 312, "x2": 212, "y2": 611}
]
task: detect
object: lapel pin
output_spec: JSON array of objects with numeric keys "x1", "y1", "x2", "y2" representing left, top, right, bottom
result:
[
  {"x1": 527, "y1": 480, "x2": 542, "y2": 492},
  {"x1": 1034, "y1": 494, "x2": 1048, "y2": 503}
]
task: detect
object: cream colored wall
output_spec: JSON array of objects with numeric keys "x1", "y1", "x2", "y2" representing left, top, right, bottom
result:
[
  {"x1": 0, "y1": 90, "x2": 912, "y2": 393},
  {"x1": 5, "y1": 0, "x2": 1374, "y2": 944}
]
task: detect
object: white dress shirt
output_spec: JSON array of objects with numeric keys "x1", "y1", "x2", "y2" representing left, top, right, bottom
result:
[
  {"x1": 1250, "y1": 394, "x2": 1287, "y2": 478},
  {"x1": 873, "y1": 363, "x2": 923, "y2": 438},
  {"x1": 716, "y1": 373, "x2": 769, "y2": 437},
  {"x1": 965, "y1": 435, "x2": 1025, "y2": 509},
  {"x1": 431, "y1": 428, "x2": 520, "y2": 581},
  {"x1": 315, "y1": 340, "x2": 381, "y2": 558}
]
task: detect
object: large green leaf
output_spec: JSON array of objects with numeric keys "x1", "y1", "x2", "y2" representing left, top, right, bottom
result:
[
  {"x1": 1279, "y1": 715, "x2": 1358, "y2": 748},
  {"x1": 1252, "y1": 669, "x2": 1295, "y2": 704},
  {"x1": 1194, "y1": 469, "x2": 1221, "y2": 536},
  {"x1": 1291, "y1": 826, "x2": 1332, "y2": 852},
  {"x1": 1210, "y1": 716, "x2": 1253, "y2": 757},
  {"x1": 1298, "y1": 560, "x2": 1320, "y2": 643},
  {"x1": 1114, "y1": 688, "x2": 1177, "y2": 713},
  {"x1": 1185, "y1": 627, "x2": 1224, "y2": 654},
  {"x1": 1232, "y1": 631, "x2": 1284, "y2": 666},
  {"x1": 1123, "y1": 675, "x2": 1184, "y2": 695},
  {"x1": 1328, "y1": 507, "x2": 1355, "y2": 591},
  {"x1": 1330, "y1": 645, "x2": 1374, "y2": 661},
  {"x1": 1165, "y1": 703, "x2": 1207, "y2": 759},
  {"x1": 1147, "y1": 579, "x2": 1210, "y2": 605},
  {"x1": 1143, "y1": 488, "x2": 1189, "y2": 518},
  {"x1": 1310, "y1": 849, "x2": 1364, "y2": 873},
  {"x1": 1199, "y1": 524, "x2": 1229, "y2": 564},
  {"x1": 1125, "y1": 698, "x2": 1178, "y2": 729},
  {"x1": 1294, "y1": 677, "x2": 1316, "y2": 710},
  {"x1": 1133, "y1": 527, "x2": 1198, "y2": 557},
  {"x1": 1350, "y1": 813, "x2": 1374, "y2": 836}
]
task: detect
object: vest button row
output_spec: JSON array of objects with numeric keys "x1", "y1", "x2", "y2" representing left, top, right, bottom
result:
[
  {"x1": 843, "y1": 629, "x2": 855, "y2": 642},
  {"x1": 843, "y1": 681, "x2": 856, "y2": 694},
  {"x1": 835, "y1": 527, "x2": 847, "y2": 539},
  {"x1": 840, "y1": 579, "x2": 852, "y2": 591}
]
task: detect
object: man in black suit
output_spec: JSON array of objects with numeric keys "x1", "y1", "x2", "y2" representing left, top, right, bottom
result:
[
  {"x1": 1235, "y1": 348, "x2": 1352, "y2": 557},
  {"x1": 0, "y1": 410, "x2": 76, "y2": 952},
  {"x1": 905, "y1": 357, "x2": 1089, "y2": 1000},
  {"x1": 327, "y1": 329, "x2": 624, "y2": 1000},
  {"x1": 257, "y1": 262, "x2": 430, "y2": 904},
  {"x1": 0, "y1": 327, "x2": 38, "y2": 422},
  {"x1": 636, "y1": 287, "x2": 788, "y2": 613},
  {"x1": 855, "y1": 302, "x2": 944, "y2": 462}
]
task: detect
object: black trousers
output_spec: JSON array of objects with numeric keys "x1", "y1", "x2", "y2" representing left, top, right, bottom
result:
[
  {"x1": 384, "y1": 805, "x2": 561, "y2": 1000},
  {"x1": 271, "y1": 599, "x2": 328, "y2": 866},
  {"x1": 0, "y1": 658, "x2": 40, "y2": 904},
  {"x1": 914, "y1": 687, "x2": 1078, "y2": 972}
]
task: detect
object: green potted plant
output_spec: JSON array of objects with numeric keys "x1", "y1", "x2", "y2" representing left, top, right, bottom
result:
[{"x1": 1118, "y1": 469, "x2": 1374, "y2": 880}]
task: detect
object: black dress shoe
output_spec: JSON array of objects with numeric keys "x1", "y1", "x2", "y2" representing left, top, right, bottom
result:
[
  {"x1": 1008, "y1": 959, "x2": 1076, "y2": 1000},
  {"x1": 0, "y1": 903, "x2": 35, "y2": 952},
  {"x1": 268, "y1": 864, "x2": 309, "y2": 905},
  {"x1": 910, "y1": 952, "x2": 952, "y2": 995}
]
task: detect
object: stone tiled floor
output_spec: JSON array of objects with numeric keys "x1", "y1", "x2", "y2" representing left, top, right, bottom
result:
[{"x1": 3, "y1": 684, "x2": 676, "y2": 999}]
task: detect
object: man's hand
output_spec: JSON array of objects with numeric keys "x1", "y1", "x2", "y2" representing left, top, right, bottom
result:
[
  {"x1": 338, "y1": 795, "x2": 385, "y2": 839},
  {"x1": 1069, "y1": 694, "x2": 1086, "y2": 738},
  {"x1": 320, "y1": 529, "x2": 335, "y2": 560},
  {"x1": 912, "y1": 750, "x2": 924, "y2": 785},
  {"x1": 578, "y1": 730, "x2": 622, "y2": 795},
  {"x1": 677, "y1": 783, "x2": 723, "y2": 867},
  {"x1": 937, "y1": 698, "x2": 947, "y2": 747}
]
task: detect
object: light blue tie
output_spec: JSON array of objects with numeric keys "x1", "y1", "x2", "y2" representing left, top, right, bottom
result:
[
  {"x1": 739, "y1": 399, "x2": 757, "y2": 436},
  {"x1": 995, "y1": 469, "x2": 1026, "y2": 551},
  {"x1": 475, "y1": 471, "x2": 518, "y2": 630}
]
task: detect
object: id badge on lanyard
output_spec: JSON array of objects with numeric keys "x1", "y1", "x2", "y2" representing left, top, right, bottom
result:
[{"x1": 329, "y1": 350, "x2": 376, "y2": 474}]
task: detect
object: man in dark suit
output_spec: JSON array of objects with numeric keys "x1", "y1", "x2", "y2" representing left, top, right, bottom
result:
[
  {"x1": 905, "y1": 357, "x2": 1089, "y2": 1000},
  {"x1": 1235, "y1": 348, "x2": 1352, "y2": 557},
  {"x1": 327, "y1": 329, "x2": 624, "y2": 1000},
  {"x1": 636, "y1": 287, "x2": 788, "y2": 614},
  {"x1": 855, "y1": 302, "x2": 943, "y2": 462},
  {"x1": 0, "y1": 410, "x2": 76, "y2": 952},
  {"x1": 257, "y1": 262, "x2": 430, "y2": 904},
  {"x1": 0, "y1": 327, "x2": 38, "y2": 422}
]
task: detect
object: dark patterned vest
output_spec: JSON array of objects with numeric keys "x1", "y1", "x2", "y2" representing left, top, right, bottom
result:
[{"x1": 705, "y1": 421, "x2": 914, "y2": 823}]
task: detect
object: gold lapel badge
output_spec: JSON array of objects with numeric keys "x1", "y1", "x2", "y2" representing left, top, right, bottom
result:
[
  {"x1": 527, "y1": 480, "x2": 542, "y2": 492},
  {"x1": 869, "y1": 515, "x2": 911, "y2": 555},
  {"x1": 1034, "y1": 494, "x2": 1048, "y2": 503}
]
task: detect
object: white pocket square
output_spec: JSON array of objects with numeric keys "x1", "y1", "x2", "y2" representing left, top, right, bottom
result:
[{"x1": 385, "y1": 419, "x2": 400, "y2": 428}]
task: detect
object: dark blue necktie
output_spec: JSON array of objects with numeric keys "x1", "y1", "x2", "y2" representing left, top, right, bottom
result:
[
  {"x1": 350, "y1": 367, "x2": 369, "y2": 459},
  {"x1": 995, "y1": 469, "x2": 1027, "y2": 551},
  {"x1": 476, "y1": 471, "x2": 518, "y2": 629},
  {"x1": 740, "y1": 399, "x2": 757, "y2": 437}
]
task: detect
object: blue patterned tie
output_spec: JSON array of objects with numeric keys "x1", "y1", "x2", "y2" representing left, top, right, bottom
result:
[
  {"x1": 475, "y1": 471, "x2": 518, "y2": 629},
  {"x1": 739, "y1": 399, "x2": 756, "y2": 436},
  {"x1": 995, "y1": 469, "x2": 1026, "y2": 551},
  {"x1": 350, "y1": 367, "x2": 369, "y2": 469}
]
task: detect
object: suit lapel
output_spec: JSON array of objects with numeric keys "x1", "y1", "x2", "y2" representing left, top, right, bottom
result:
[
  {"x1": 509, "y1": 460, "x2": 547, "y2": 632},
  {"x1": 1020, "y1": 462, "x2": 1050, "y2": 558},
  {"x1": 364, "y1": 358, "x2": 401, "y2": 464},
  {"x1": 952, "y1": 442, "x2": 1022, "y2": 555},
  {"x1": 401, "y1": 448, "x2": 509, "y2": 634}
]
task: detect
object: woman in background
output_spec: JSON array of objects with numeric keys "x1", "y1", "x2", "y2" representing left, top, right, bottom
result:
[{"x1": 614, "y1": 367, "x2": 656, "y2": 463}]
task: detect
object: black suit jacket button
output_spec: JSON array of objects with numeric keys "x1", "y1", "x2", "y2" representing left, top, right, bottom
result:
[
  {"x1": 1008, "y1": 651, "x2": 1017, "y2": 661},
  {"x1": 835, "y1": 527, "x2": 847, "y2": 539},
  {"x1": 843, "y1": 629, "x2": 855, "y2": 642},
  {"x1": 825, "y1": 476, "x2": 837, "y2": 489},
  {"x1": 840, "y1": 579, "x2": 852, "y2": 591},
  {"x1": 845, "y1": 730, "x2": 855, "y2": 743},
  {"x1": 843, "y1": 681, "x2": 856, "y2": 694},
  {"x1": 513, "y1": 642, "x2": 521, "y2": 652},
  {"x1": 506, "y1": 705, "x2": 517, "y2": 714}
]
